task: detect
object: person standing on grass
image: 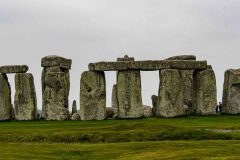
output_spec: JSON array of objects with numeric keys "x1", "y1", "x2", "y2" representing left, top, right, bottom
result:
[{"x1": 218, "y1": 102, "x2": 223, "y2": 114}]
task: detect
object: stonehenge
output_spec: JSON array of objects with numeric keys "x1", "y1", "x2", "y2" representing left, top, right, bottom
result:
[
  {"x1": 2, "y1": 54, "x2": 240, "y2": 121},
  {"x1": 0, "y1": 65, "x2": 35, "y2": 121},
  {"x1": 41, "y1": 55, "x2": 71, "y2": 120}
]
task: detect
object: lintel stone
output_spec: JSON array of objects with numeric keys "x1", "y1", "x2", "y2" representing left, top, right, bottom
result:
[{"x1": 89, "y1": 60, "x2": 207, "y2": 71}]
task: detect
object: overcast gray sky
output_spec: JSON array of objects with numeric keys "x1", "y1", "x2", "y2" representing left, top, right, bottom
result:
[{"x1": 1, "y1": 0, "x2": 240, "y2": 110}]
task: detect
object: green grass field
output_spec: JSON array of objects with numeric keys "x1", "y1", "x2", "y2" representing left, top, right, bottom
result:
[{"x1": 1, "y1": 116, "x2": 240, "y2": 159}]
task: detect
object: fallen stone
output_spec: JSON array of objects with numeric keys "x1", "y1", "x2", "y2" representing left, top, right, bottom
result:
[
  {"x1": 0, "y1": 65, "x2": 28, "y2": 73},
  {"x1": 80, "y1": 71, "x2": 106, "y2": 120},
  {"x1": 117, "y1": 55, "x2": 135, "y2": 61},
  {"x1": 165, "y1": 55, "x2": 196, "y2": 60},
  {"x1": 72, "y1": 100, "x2": 77, "y2": 115},
  {"x1": 157, "y1": 69, "x2": 184, "y2": 117},
  {"x1": 14, "y1": 73, "x2": 37, "y2": 120},
  {"x1": 193, "y1": 69, "x2": 217, "y2": 115},
  {"x1": 41, "y1": 55, "x2": 72, "y2": 69},
  {"x1": 117, "y1": 70, "x2": 143, "y2": 118},
  {"x1": 151, "y1": 95, "x2": 158, "y2": 116},
  {"x1": 106, "y1": 107, "x2": 115, "y2": 118},
  {"x1": 222, "y1": 69, "x2": 240, "y2": 114},
  {"x1": 43, "y1": 72, "x2": 70, "y2": 120},
  {"x1": 89, "y1": 60, "x2": 208, "y2": 71},
  {"x1": 0, "y1": 74, "x2": 14, "y2": 121},
  {"x1": 143, "y1": 105, "x2": 153, "y2": 117},
  {"x1": 71, "y1": 112, "x2": 81, "y2": 120}
]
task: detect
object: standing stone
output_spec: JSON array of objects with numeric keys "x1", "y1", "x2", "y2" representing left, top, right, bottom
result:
[
  {"x1": 157, "y1": 69, "x2": 184, "y2": 117},
  {"x1": 193, "y1": 69, "x2": 217, "y2": 115},
  {"x1": 72, "y1": 100, "x2": 77, "y2": 115},
  {"x1": 111, "y1": 84, "x2": 118, "y2": 116},
  {"x1": 14, "y1": 73, "x2": 37, "y2": 120},
  {"x1": 165, "y1": 55, "x2": 195, "y2": 114},
  {"x1": 41, "y1": 55, "x2": 72, "y2": 120},
  {"x1": 143, "y1": 105, "x2": 153, "y2": 117},
  {"x1": 222, "y1": 69, "x2": 240, "y2": 114},
  {"x1": 0, "y1": 74, "x2": 14, "y2": 121},
  {"x1": 80, "y1": 71, "x2": 106, "y2": 120},
  {"x1": 151, "y1": 95, "x2": 158, "y2": 116},
  {"x1": 117, "y1": 55, "x2": 143, "y2": 118},
  {"x1": 117, "y1": 70, "x2": 143, "y2": 118},
  {"x1": 180, "y1": 70, "x2": 194, "y2": 114}
]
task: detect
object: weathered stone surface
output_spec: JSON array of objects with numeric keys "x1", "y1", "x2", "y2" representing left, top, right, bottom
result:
[
  {"x1": 0, "y1": 74, "x2": 14, "y2": 121},
  {"x1": 80, "y1": 71, "x2": 106, "y2": 120},
  {"x1": 117, "y1": 55, "x2": 135, "y2": 62},
  {"x1": 106, "y1": 107, "x2": 115, "y2": 118},
  {"x1": 165, "y1": 55, "x2": 196, "y2": 61},
  {"x1": 42, "y1": 55, "x2": 71, "y2": 120},
  {"x1": 41, "y1": 55, "x2": 72, "y2": 69},
  {"x1": 0, "y1": 65, "x2": 28, "y2": 73},
  {"x1": 117, "y1": 70, "x2": 143, "y2": 118},
  {"x1": 151, "y1": 95, "x2": 158, "y2": 116},
  {"x1": 14, "y1": 73, "x2": 37, "y2": 120},
  {"x1": 193, "y1": 69, "x2": 217, "y2": 115},
  {"x1": 180, "y1": 70, "x2": 194, "y2": 114},
  {"x1": 71, "y1": 112, "x2": 81, "y2": 120},
  {"x1": 72, "y1": 100, "x2": 77, "y2": 115},
  {"x1": 111, "y1": 84, "x2": 118, "y2": 116},
  {"x1": 89, "y1": 60, "x2": 207, "y2": 71},
  {"x1": 43, "y1": 72, "x2": 70, "y2": 120},
  {"x1": 157, "y1": 69, "x2": 184, "y2": 117},
  {"x1": 165, "y1": 55, "x2": 195, "y2": 115},
  {"x1": 222, "y1": 69, "x2": 240, "y2": 114},
  {"x1": 143, "y1": 105, "x2": 153, "y2": 117}
]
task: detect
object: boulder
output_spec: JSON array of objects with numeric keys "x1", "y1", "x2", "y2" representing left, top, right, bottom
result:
[
  {"x1": 72, "y1": 100, "x2": 77, "y2": 115},
  {"x1": 71, "y1": 112, "x2": 81, "y2": 120},
  {"x1": 193, "y1": 69, "x2": 217, "y2": 115},
  {"x1": 222, "y1": 69, "x2": 240, "y2": 114},
  {"x1": 117, "y1": 70, "x2": 143, "y2": 118},
  {"x1": 143, "y1": 105, "x2": 153, "y2": 117},
  {"x1": 106, "y1": 107, "x2": 115, "y2": 118},
  {"x1": 151, "y1": 95, "x2": 158, "y2": 116},
  {"x1": 14, "y1": 73, "x2": 37, "y2": 120},
  {"x1": 157, "y1": 69, "x2": 184, "y2": 117},
  {"x1": 0, "y1": 65, "x2": 28, "y2": 73},
  {"x1": 80, "y1": 71, "x2": 106, "y2": 120},
  {"x1": 0, "y1": 74, "x2": 14, "y2": 120}
]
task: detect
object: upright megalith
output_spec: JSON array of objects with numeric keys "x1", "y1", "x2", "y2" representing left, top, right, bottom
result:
[
  {"x1": 111, "y1": 84, "x2": 118, "y2": 116},
  {"x1": 157, "y1": 69, "x2": 184, "y2": 117},
  {"x1": 0, "y1": 74, "x2": 14, "y2": 121},
  {"x1": 14, "y1": 73, "x2": 37, "y2": 120},
  {"x1": 72, "y1": 100, "x2": 77, "y2": 115},
  {"x1": 222, "y1": 69, "x2": 240, "y2": 114},
  {"x1": 193, "y1": 68, "x2": 217, "y2": 115},
  {"x1": 41, "y1": 55, "x2": 72, "y2": 120},
  {"x1": 151, "y1": 95, "x2": 158, "y2": 116},
  {"x1": 80, "y1": 71, "x2": 106, "y2": 120},
  {"x1": 116, "y1": 55, "x2": 143, "y2": 118},
  {"x1": 165, "y1": 55, "x2": 195, "y2": 114}
]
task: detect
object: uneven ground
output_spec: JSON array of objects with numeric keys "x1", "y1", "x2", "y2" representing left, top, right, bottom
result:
[{"x1": 1, "y1": 116, "x2": 240, "y2": 159}]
